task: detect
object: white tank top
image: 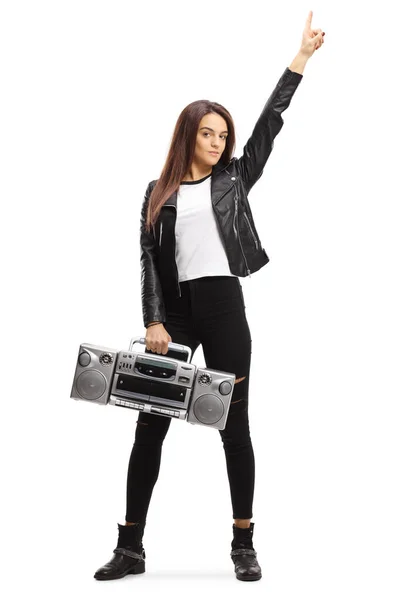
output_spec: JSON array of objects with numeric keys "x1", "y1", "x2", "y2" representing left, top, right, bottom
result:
[{"x1": 175, "y1": 173, "x2": 235, "y2": 282}]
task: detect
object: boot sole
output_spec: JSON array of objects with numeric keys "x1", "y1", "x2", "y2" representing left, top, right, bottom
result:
[
  {"x1": 236, "y1": 571, "x2": 262, "y2": 581},
  {"x1": 94, "y1": 560, "x2": 145, "y2": 580}
]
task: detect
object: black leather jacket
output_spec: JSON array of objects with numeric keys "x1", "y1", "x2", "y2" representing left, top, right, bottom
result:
[{"x1": 140, "y1": 66, "x2": 303, "y2": 328}]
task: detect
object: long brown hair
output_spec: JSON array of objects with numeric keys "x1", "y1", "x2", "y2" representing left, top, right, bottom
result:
[{"x1": 144, "y1": 100, "x2": 236, "y2": 234}]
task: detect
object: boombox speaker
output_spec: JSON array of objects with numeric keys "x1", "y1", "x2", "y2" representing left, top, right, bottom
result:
[{"x1": 70, "y1": 344, "x2": 118, "y2": 405}]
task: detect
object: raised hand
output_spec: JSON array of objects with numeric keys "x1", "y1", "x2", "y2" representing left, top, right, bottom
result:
[{"x1": 300, "y1": 10, "x2": 325, "y2": 58}]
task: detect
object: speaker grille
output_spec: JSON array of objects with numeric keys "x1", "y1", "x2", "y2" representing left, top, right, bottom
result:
[
  {"x1": 193, "y1": 394, "x2": 224, "y2": 424},
  {"x1": 76, "y1": 370, "x2": 107, "y2": 400},
  {"x1": 99, "y1": 352, "x2": 114, "y2": 366}
]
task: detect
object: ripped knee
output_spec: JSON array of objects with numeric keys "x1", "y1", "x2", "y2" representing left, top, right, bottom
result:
[{"x1": 231, "y1": 376, "x2": 246, "y2": 403}]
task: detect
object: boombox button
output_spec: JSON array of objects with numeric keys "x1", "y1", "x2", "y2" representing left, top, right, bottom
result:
[{"x1": 178, "y1": 376, "x2": 190, "y2": 383}]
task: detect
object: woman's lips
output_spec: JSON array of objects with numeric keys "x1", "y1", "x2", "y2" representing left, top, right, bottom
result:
[{"x1": 209, "y1": 152, "x2": 219, "y2": 156}]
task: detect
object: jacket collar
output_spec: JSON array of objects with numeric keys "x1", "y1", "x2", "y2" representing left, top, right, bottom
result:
[{"x1": 163, "y1": 160, "x2": 235, "y2": 208}]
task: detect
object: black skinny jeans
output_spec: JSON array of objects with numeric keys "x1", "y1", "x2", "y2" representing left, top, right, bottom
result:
[{"x1": 125, "y1": 275, "x2": 254, "y2": 524}]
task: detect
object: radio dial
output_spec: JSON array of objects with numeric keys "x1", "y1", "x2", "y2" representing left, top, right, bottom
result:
[
  {"x1": 78, "y1": 351, "x2": 91, "y2": 367},
  {"x1": 219, "y1": 380, "x2": 233, "y2": 395}
]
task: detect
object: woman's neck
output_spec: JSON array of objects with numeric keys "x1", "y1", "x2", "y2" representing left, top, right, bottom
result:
[{"x1": 182, "y1": 165, "x2": 212, "y2": 182}]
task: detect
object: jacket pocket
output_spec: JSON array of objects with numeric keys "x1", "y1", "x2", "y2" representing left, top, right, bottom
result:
[{"x1": 243, "y1": 211, "x2": 259, "y2": 250}]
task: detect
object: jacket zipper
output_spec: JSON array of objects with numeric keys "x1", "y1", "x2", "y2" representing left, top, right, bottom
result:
[
  {"x1": 234, "y1": 194, "x2": 251, "y2": 278},
  {"x1": 208, "y1": 174, "x2": 235, "y2": 257},
  {"x1": 243, "y1": 211, "x2": 259, "y2": 250}
]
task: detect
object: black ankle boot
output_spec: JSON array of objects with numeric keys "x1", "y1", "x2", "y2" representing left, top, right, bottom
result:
[
  {"x1": 94, "y1": 522, "x2": 146, "y2": 580},
  {"x1": 230, "y1": 522, "x2": 262, "y2": 581}
]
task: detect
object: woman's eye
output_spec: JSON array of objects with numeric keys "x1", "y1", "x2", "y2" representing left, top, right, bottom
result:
[{"x1": 203, "y1": 133, "x2": 227, "y2": 140}]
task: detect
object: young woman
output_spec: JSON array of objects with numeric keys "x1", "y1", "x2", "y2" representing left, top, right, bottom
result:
[{"x1": 95, "y1": 11, "x2": 325, "y2": 583}]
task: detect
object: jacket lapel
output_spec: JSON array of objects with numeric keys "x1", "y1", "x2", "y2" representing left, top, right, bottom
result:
[{"x1": 163, "y1": 160, "x2": 235, "y2": 208}]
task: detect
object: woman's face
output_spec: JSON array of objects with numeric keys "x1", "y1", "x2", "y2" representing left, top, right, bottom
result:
[{"x1": 194, "y1": 112, "x2": 228, "y2": 167}]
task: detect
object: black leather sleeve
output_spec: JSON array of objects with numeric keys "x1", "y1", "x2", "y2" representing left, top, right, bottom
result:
[
  {"x1": 140, "y1": 181, "x2": 166, "y2": 328},
  {"x1": 236, "y1": 67, "x2": 303, "y2": 192}
]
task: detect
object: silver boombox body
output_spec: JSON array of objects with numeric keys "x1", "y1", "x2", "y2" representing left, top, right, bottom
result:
[{"x1": 70, "y1": 337, "x2": 236, "y2": 430}]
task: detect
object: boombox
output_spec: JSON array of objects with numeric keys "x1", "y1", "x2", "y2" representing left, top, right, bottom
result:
[{"x1": 70, "y1": 337, "x2": 236, "y2": 430}]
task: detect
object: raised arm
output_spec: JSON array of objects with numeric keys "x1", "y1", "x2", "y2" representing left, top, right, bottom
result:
[
  {"x1": 236, "y1": 10, "x2": 325, "y2": 192},
  {"x1": 235, "y1": 64, "x2": 304, "y2": 192}
]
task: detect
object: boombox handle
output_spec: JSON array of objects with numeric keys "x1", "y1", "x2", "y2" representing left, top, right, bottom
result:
[{"x1": 129, "y1": 337, "x2": 192, "y2": 363}]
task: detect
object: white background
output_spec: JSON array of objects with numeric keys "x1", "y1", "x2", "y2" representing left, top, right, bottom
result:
[{"x1": 1, "y1": 1, "x2": 399, "y2": 598}]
